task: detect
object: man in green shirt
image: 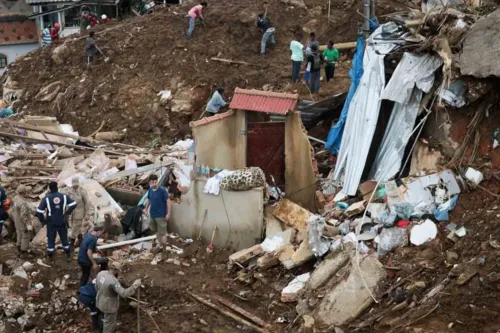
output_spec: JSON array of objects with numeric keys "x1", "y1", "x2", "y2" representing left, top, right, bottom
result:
[{"x1": 323, "y1": 41, "x2": 339, "y2": 82}]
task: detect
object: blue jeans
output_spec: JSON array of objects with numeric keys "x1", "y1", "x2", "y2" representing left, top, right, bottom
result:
[
  {"x1": 47, "y1": 224, "x2": 70, "y2": 257},
  {"x1": 309, "y1": 70, "x2": 321, "y2": 93},
  {"x1": 291, "y1": 60, "x2": 302, "y2": 82},
  {"x1": 186, "y1": 17, "x2": 195, "y2": 40},
  {"x1": 261, "y1": 30, "x2": 276, "y2": 54}
]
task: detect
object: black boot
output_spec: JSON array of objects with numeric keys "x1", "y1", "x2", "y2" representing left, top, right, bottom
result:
[
  {"x1": 75, "y1": 234, "x2": 83, "y2": 247},
  {"x1": 91, "y1": 314, "x2": 99, "y2": 331},
  {"x1": 69, "y1": 237, "x2": 76, "y2": 248}
]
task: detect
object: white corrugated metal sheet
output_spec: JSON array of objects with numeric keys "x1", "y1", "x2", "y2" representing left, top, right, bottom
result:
[
  {"x1": 369, "y1": 53, "x2": 443, "y2": 181},
  {"x1": 332, "y1": 24, "x2": 399, "y2": 196}
]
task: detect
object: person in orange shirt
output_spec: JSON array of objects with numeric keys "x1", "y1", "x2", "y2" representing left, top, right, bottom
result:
[{"x1": 186, "y1": 2, "x2": 207, "y2": 40}]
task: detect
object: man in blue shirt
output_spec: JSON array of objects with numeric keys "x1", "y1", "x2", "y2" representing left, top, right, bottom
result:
[
  {"x1": 205, "y1": 88, "x2": 227, "y2": 116},
  {"x1": 78, "y1": 225, "x2": 108, "y2": 287},
  {"x1": 37, "y1": 181, "x2": 77, "y2": 262},
  {"x1": 144, "y1": 174, "x2": 171, "y2": 253},
  {"x1": 79, "y1": 279, "x2": 102, "y2": 332}
]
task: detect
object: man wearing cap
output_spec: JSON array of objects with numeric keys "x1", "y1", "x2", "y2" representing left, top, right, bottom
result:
[
  {"x1": 12, "y1": 185, "x2": 34, "y2": 258},
  {"x1": 37, "y1": 181, "x2": 77, "y2": 262},
  {"x1": 96, "y1": 262, "x2": 141, "y2": 333},
  {"x1": 65, "y1": 177, "x2": 92, "y2": 248}
]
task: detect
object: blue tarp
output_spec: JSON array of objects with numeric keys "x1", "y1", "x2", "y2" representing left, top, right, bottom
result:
[{"x1": 325, "y1": 36, "x2": 365, "y2": 154}]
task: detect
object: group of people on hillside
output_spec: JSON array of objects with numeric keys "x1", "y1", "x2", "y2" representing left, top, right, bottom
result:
[
  {"x1": 290, "y1": 32, "x2": 339, "y2": 93},
  {"x1": 187, "y1": 2, "x2": 339, "y2": 102}
]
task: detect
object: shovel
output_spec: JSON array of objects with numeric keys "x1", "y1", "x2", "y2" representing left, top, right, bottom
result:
[
  {"x1": 95, "y1": 45, "x2": 110, "y2": 63},
  {"x1": 206, "y1": 225, "x2": 217, "y2": 253}
]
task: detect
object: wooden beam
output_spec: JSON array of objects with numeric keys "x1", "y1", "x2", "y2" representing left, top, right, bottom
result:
[
  {"x1": 211, "y1": 57, "x2": 253, "y2": 66},
  {"x1": 7, "y1": 166, "x2": 62, "y2": 172},
  {"x1": 0, "y1": 130, "x2": 126, "y2": 156},
  {"x1": 212, "y1": 295, "x2": 271, "y2": 329},
  {"x1": 319, "y1": 41, "x2": 357, "y2": 51}
]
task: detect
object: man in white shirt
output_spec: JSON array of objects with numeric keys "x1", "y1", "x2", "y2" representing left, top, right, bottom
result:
[{"x1": 289, "y1": 33, "x2": 304, "y2": 83}]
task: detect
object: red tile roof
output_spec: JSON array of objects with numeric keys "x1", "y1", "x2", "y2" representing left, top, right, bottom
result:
[
  {"x1": 229, "y1": 88, "x2": 298, "y2": 115},
  {"x1": 190, "y1": 111, "x2": 234, "y2": 128}
]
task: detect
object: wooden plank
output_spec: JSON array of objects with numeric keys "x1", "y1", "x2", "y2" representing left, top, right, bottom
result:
[
  {"x1": 319, "y1": 41, "x2": 357, "y2": 51},
  {"x1": 212, "y1": 295, "x2": 271, "y2": 328},
  {"x1": 101, "y1": 163, "x2": 169, "y2": 183},
  {"x1": 211, "y1": 57, "x2": 253, "y2": 66},
  {"x1": 0, "y1": 130, "x2": 126, "y2": 155}
]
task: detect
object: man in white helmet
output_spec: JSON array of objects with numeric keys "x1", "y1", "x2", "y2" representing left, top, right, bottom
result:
[
  {"x1": 96, "y1": 262, "x2": 141, "y2": 333},
  {"x1": 101, "y1": 14, "x2": 111, "y2": 23}
]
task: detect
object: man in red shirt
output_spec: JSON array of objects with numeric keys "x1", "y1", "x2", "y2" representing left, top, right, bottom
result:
[
  {"x1": 186, "y1": 1, "x2": 207, "y2": 40},
  {"x1": 50, "y1": 23, "x2": 60, "y2": 42}
]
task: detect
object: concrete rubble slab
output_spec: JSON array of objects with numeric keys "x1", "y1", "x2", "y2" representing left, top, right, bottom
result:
[
  {"x1": 344, "y1": 200, "x2": 367, "y2": 217},
  {"x1": 459, "y1": 9, "x2": 500, "y2": 78},
  {"x1": 281, "y1": 272, "x2": 311, "y2": 302},
  {"x1": 314, "y1": 254, "x2": 385, "y2": 326},
  {"x1": 282, "y1": 236, "x2": 314, "y2": 270},
  {"x1": 228, "y1": 244, "x2": 263, "y2": 266},
  {"x1": 308, "y1": 250, "x2": 351, "y2": 290}
]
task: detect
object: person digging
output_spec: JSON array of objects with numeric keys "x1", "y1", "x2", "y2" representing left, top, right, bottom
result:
[
  {"x1": 85, "y1": 31, "x2": 108, "y2": 65},
  {"x1": 96, "y1": 262, "x2": 141, "y2": 333}
]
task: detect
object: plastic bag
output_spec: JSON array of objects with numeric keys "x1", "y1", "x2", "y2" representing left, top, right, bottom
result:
[
  {"x1": 378, "y1": 210, "x2": 397, "y2": 227},
  {"x1": 393, "y1": 202, "x2": 414, "y2": 220},
  {"x1": 377, "y1": 227, "x2": 408, "y2": 256},
  {"x1": 308, "y1": 215, "x2": 331, "y2": 257}
]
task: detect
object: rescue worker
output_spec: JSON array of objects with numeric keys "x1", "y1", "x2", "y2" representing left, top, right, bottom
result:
[
  {"x1": 36, "y1": 181, "x2": 77, "y2": 262},
  {"x1": 96, "y1": 262, "x2": 141, "y2": 333},
  {"x1": 257, "y1": 14, "x2": 276, "y2": 54},
  {"x1": 80, "y1": 279, "x2": 102, "y2": 332},
  {"x1": 64, "y1": 177, "x2": 92, "y2": 248},
  {"x1": 12, "y1": 185, "x2": 34, "y2": 258},
  {"x1": 101, "y1": 14, "x2": 111, "y2": 23},
  {"x1": 85, "y1": 31, "x2": 102, "y2": 65},
  {"x1": 79, "y1": 225, "x2": 108, "y2": 287},
  {"x1": 50, "y1": 23, "x2": 61, "y2": 42},
  {"x1": 186, "y1": 2, "x2": 207, "y2": 40}
]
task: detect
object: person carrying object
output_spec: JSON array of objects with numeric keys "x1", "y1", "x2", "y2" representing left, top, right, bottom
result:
[
  {"x1": 96, "y1": 262, "x2": 141, "y2": 333},
  {"x1": 205, "y1": 88, "x2": 227, "y2": 116},
  {"x1": 257, "y1": 14, "x2": 276, "y2": 54},
  {"x1": 36, "y1": 181, "x2": 77, "y2": 263},
  {"x1": 186, "y1": 2, "x2": 207, "y2": 40},
  {"x1": 78, "y1": 225, "x2": 108, "y2": 287},
  {"x1": 144, "y1": 174, "x2": 171, "y2": 254},
  {"x1": 80, "y1": 279, "x2": 102, "y2": 332}
]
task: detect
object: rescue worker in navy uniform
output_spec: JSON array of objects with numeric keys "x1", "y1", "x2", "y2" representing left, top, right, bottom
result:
[{"x1": 36, "y1": 181, "x2": 77, "y2": 262}]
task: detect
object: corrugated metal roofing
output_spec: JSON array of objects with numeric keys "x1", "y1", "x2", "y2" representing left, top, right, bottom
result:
[
  {"x1": 190, "y1": 111, "x2": 234, "y2": 128},
  {"x1": 230, "y1": 88, "x2": 298, "y2": 115},
  {"x1": 26, "y1": 0, "x2": 76, "y2": 4}
]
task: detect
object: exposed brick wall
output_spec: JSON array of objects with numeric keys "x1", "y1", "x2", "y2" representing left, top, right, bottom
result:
[{"x1": 0, "y1": 20, "x2": 37, "y2": 45}]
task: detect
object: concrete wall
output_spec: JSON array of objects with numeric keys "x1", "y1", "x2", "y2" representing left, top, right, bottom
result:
[
  {"x1": 0, "y1": 42, "x2": 39, "y2": 75},
  {"x1": 169, "y1": 178, "x2": 264, "y2": 251},
  {"x1": 60, "y1": 27, "x2": 80, "y2": 38},
  {"x1": 194, "y1": 110, "x2": 246, "y2": 170},
  {"x1": 285, "y1": 111, "x2": 317, "y2": 212}
]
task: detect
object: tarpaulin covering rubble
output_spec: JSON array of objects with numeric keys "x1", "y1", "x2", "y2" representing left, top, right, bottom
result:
[
  {"x1": 369, "y1": 53, "x2": 443, "y2": 181},
  {"x1": 325, "y1": 35, "x2": 364, "y2": 154},
  {"x1": 333, "y1": 23, "x2": 399, "y2": 196}
]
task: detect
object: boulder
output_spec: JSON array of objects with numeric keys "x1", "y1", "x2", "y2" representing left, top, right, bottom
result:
[
  {"x1": 459, "y1": 9, "x2": 500, "y2": 77},
  {"x1": 52, "y1": 43, "x2": 70, "y2": 65},
  {"x1": 281, "y1": 0, "x2": 307, "y2": 8}
]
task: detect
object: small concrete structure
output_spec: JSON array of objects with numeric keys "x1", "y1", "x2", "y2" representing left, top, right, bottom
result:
[{"x1": 169, "y1": 179, "x2": 265, "y2": 251}]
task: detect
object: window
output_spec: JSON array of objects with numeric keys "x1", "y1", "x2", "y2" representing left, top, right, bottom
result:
[
  {"x1": 64, "y1": 7, "x2": 80, "y2": 28},
  {"x1": 0, "y1": 54, "x2": 8, "y2": 69}
]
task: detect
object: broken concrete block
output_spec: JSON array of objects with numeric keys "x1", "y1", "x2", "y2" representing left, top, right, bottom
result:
[
  {"x1": 302, "y1": 315, "x2": 315, "y2": 333},
  {"x1": 344, "y1": 200, "x2": 367, "y2": 217},
  {"x1": 323, "y1": 225, "x2": 340, "y2": 238},
  {"x1": 314, "y1": 255, "x2": 385, "y2": 326},
  {"x1": 265, "y1": 214, "x2": 284, "y2": 237},
  {"x1": 273, "y1": 199, "x2": 313, "y2": 231},
  {"x1": 282, "y1": 237, "x2": 314, "y2": 270},
  {"x1": 281, "y1": 272, "x2": 311, "y2": 302},
  {"x1": 283, "y1": 228, "x2": 297, "y2": 244},
  {"x1": 228, "y1": 245, "x2": 263, "y2": 266},
  {"x1": 257, "y1": 252, "x2": 280, "y2": 270},
  {"x1": 358, "y1": 181, "x2": 377, "y2": 201},
  {"x1": 308, "y1": 250, "x2": 350, "y2": 290},
  {"x1": 278, "y1": 244, "x2": 296, "y2": 263}
]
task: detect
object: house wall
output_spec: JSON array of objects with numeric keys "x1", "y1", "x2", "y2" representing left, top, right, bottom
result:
[
  {"x1": 194, "y1": 110, "x2": 246, "y2": 170},
  {"x1": 169, "y1": 178, "x2": 265, "y2": 251},
  {"x1": 0, "y1": 42, "x2": 39, "y2": 75},
  {"x1": 285, "y1": 111, "x2": 317, "y2": 212}
]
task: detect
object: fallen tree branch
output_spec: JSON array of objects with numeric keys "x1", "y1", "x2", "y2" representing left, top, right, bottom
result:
[
  {"x1": 212, "y1": 294, "x2": 271, "y2": 328},
  {"x1": 89, "y1": 120, "x2": 106, "y2": 137},
  {"x1": 378, "y1": 268, "x2": 424, "y2": 298},
  {"x1": 188, "y1": 292, "x2": 269, "y2": 333}
]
